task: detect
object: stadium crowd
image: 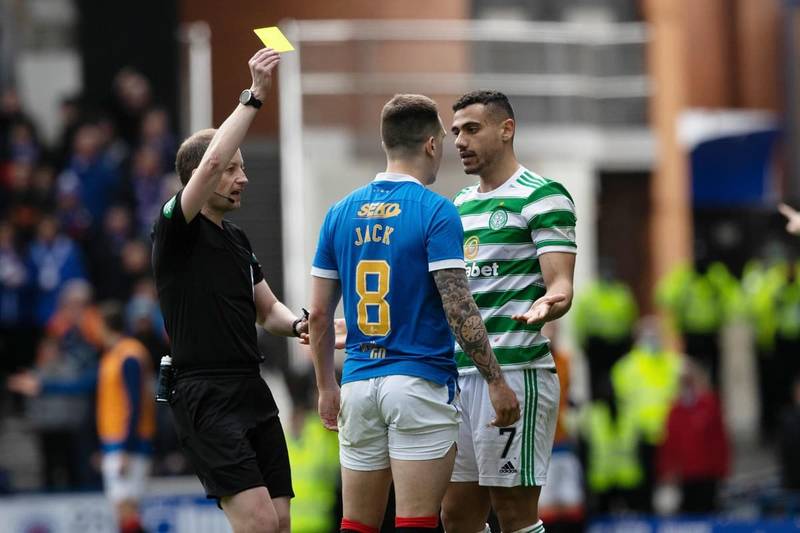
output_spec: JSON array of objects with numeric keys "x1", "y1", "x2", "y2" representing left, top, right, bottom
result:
[{"x1": 0, "y1": 69, "x2": 182, "y2": 491}]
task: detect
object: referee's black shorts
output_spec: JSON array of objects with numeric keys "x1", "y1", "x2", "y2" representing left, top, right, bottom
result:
[{"x1": 169, "y1": 367, "x2": 294, "y2": 502}]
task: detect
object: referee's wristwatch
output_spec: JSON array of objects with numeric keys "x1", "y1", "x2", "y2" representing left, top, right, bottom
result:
[
  {"x1": 292, "y1": 308, "x2": 309, "y2": 337},
  {"x1": 291, "y1": 317, "x2": 303, "y2": 337},
  {"x1": 239, "y1": 89, "x2": 262, "y2": 109}
]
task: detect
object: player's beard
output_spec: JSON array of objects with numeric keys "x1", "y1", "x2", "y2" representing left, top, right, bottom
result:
[
  {"x1": 461, "y1": 153, "x2": 482, "y2": 175},
  {"x1": 465, "y1": 150, "x2": 496, "y2": 176}
]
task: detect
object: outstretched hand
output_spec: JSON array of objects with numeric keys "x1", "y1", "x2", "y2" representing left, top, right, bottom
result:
[
  {"x1": 511, "y1": 293, "x2": 567, "y2": 325},
  {"x1": 779, "y1": 203, "x2": 800, "y2": 236},
  {"x1": 6, "y1": 371, "x2": 41, "y2": 396}
]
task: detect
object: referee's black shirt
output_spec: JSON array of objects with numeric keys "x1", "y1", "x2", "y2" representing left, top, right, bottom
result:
[{"x1": 151, "y1": 189, "x2": 265, "y2": 370}]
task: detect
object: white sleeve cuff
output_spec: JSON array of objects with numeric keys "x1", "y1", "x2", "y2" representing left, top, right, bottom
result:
[
  {"x1": 311, "y1": 266, "x2": 340, "y2": 279},
  {"x1": 536, "y1": 246, "x2": 578, "y2": 255},
  {"x1": 428, "y1": 259, "x2": 466, "y2": 272}
]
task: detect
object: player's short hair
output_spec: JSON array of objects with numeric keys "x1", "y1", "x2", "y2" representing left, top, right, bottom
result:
[
  {"x1": 99, "y1": 301, "x2": 126, "y2": 335},
  {"x1": 381, "y1": 94, "x2": 441, "y2": 156},
  {"x1": 175, "y1": 128, "x2": 217, "y2": 186},
  {"x1": 452, "y1": 90, "x2": 515, "y2": 122}
]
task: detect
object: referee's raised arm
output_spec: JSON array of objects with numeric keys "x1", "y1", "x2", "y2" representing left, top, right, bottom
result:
[{"x1": 180, "y1": 48, "x2": 279, "y2": 222}]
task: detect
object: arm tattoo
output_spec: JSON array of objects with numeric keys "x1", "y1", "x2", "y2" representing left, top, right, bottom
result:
[{"x1": 433, "y1": 268, "x2": 503, "y2": 383}]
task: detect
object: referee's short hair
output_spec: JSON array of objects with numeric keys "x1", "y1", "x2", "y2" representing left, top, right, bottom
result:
[
  {"x1": 175, "y1": 128, "x2": 217, "y2": 186},
  {"x1": 453, "y1": 90, "x2": 515, "y2": 122},
  {"x1": 381, "y1": 94, "x2": 441, "y2": 157}
]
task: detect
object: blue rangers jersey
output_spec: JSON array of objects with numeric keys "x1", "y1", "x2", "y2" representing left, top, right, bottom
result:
[{"x1": 312, "y1": 173, "x2": 465, "y2": 387}]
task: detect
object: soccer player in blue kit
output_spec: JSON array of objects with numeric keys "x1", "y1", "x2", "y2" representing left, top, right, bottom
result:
[{"x1": 308, "y1": 94, "x2": 520, "y2": 533}]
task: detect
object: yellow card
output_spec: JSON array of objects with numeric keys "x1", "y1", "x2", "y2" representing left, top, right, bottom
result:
[{"x1": 253, "y1": 26, "x2": 295, "y2": 52}]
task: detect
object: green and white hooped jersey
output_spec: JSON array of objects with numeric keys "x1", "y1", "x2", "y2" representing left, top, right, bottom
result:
[{"x1": 453, "y1": 166, "x2": 577, "y2": 374}]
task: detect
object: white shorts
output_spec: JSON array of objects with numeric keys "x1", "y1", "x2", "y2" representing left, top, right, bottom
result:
[
  {"x1": 452, "y1": 368, "x2": 559, "y2": 487},
  {"x1": 338, "y1": 375, "x2": 460, "y2": 471},
  {"x1": 538, "y1": 447, "x2": 585, "y2": 509},
  {"x1": 101, "y1": 452, "x2": 151, "y2": 503}
]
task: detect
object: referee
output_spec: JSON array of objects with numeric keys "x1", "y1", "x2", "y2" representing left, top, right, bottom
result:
[{"x1": 152, "y1": 48, "x2": 306, "y2": 533}]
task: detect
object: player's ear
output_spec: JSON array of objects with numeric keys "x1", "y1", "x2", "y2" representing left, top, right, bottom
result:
[
  {"x1": 424, "y1": 136, "x2": 436, "y2": 157},
  {"x1": 501, "y1": 118, "x2": 515, "y2": 143}
]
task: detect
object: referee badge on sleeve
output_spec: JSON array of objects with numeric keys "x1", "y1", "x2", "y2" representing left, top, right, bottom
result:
[{"x1": 163, "y1": 196, "x2": 176, "y2": 219}]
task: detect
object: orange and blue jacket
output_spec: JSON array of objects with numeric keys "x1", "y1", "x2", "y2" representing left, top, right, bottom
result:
[{"x1": 97, "y1": 337, "x2": 155, "y2": 454}]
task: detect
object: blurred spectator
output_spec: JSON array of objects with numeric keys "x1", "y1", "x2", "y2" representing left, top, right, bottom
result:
[
  {"x1": 0, "y1": 220, "x2": 36, "y2": 374},
  {"x1": 8, "y1": 119, "x2": 41, "y2": 165},
  {"x1": 55, "y1": 170, "x2": 93, "y2": 243},
  {"x1": 579, "y1": 375, "x2": 645, "y2": 514},
  {"x1": 779, "y1": 376, "x2": 800, "y2": 492},
  {"x1": 285, "y1": 368, "x2": 340, "y2": 533},
  {"x1": 742, "y1": 258, "x2": 785, "y2": 438},
  {"x1": 121, "y1": 146, "x2": 167, "y2": 237},
  {"x1": 30, "y1": 164, "x2": 57, "y2": 214},
  {"x1": 657, "y1": 358, "x2": 730, "y2": 514},
  {"x1": 539, "y1": 321, "x2": 585, "y2": 533},
  {"x1": 8, "y1": 336, "x2": 85, "y2": 489},
  {"x1": 656, "y1": 261, "x2": 740, "y2": 387},
  {"x1": 140, "y1": 107, "x2": 176, "y2": 173},
  {"x1": 0, "y1": 88, "x2": 30, "y2": 163},
  {"x1": 611, "y1": 318, "x2": 681, "y2": 513},
  {"x1": 97, "y1": 113, "x2": 131, "y2": 175},
  {"x1": 111, "y1": 68, "x2": 153, "y2": 146},
  {"x1": 572, "y1": 277, "x2": 637, "y2": 400},
  {"x1": 45, "y1": 279, "x2": 104, "y2": 352},
  {"x1": 773, "y1": 264, "x2": 800, "y2": 420},
  {"x1": 53, "y1": 95, "x2": 85, "y2": 170},
  {"x1": 57, "y1": 122, "x2": 121, "y2": 224},
  {"x1": 96, "y1": 302, "x2": 155, "y2": 533},
  {"x1": 87, "y1": 206, "x2": 134, "y2": 301},
  {"x1": 4, "y1": 161, "x2": 44, "y2": 240},
  {"x1": 125, "y1": 279, "x2": 167, "y2": 370},
  {"x1": 7, "y1": 280, "x2": 103, "y2": 490},
  {"x1": 119, "y1": 240, "x2": 152, "y2": 299},
  {"x1": 27, "y1": 215, "x2": 86, "y2": 326}
]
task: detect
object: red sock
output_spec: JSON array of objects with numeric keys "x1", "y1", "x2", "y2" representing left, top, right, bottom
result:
[
  {"x1": 341, "y1": 518, "x2": 379, "y2": 533},
  {"x1": 395, "y1": 515, "x2": 439, "y2": 531},
  {"x1": 120, "y1": 515, "x2": 143, "y2": 533}
]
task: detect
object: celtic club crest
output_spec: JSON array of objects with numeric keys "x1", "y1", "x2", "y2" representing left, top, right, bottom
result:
[{"x1": 489, "y1": 209, "x2": 508, "y2": 230}]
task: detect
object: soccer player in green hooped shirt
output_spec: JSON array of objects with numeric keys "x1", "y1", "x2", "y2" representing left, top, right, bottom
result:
[{"x1": 442, "y1": 91, "x2": 577, "y2": 533}]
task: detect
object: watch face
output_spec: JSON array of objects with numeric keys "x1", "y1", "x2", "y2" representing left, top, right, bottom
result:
[{"x1": 239, "y1": 90, "x2": 251, "y2": 105}]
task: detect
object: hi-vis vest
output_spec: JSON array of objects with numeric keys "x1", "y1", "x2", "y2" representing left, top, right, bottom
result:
[
  {"x1": 656, "y1": 262, "x2": 740, "y2": 334},
  {"x1": 97, "y1": 337, "x2": 155, "y2": 451},
  {"x1": 611, "y1": 346, "x2": 680, "y2": 445},
  {"x1": 573, "y1": 281, "x2": 638, "y2": 344},
  {"x1": 287, "y1": 415, "x2": 340, "y2": 533},
  {"x1": 582, "y1": 402, "x2": 643, "y2": 492}
]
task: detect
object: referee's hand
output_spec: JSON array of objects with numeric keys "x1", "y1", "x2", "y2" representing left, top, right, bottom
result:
[
  {"x1": 248, "y1": 48, "x2": 280, "y2": 101},
  {"x1": 318, "y1": 386, "x2": 341, "y2": 432}
]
